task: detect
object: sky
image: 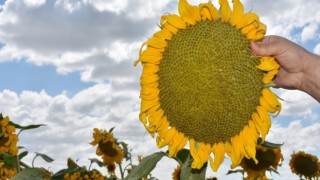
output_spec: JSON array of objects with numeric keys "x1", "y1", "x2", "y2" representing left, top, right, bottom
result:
[{"x1": 0, "y1": 0, "x2": 319, "y2": 179}]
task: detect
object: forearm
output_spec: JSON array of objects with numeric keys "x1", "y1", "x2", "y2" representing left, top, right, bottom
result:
[{"x1": 301, "y1": 53, "x2": 320, "y2": 102}]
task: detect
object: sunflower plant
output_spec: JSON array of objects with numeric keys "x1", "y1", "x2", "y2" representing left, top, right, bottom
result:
[
  {"x1": 289, "y1": 151, "x2": 320, "y2": 180},
  {"x1": 135, "y1": 0, "x2": 281, "y2": 176}
]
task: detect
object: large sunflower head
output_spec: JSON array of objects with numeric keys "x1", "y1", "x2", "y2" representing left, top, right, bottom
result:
[
  {"x1": 289, "y1": 151, "x2": 320, "y2": 179},
  {"x1": 135, "y1": 0, "x2": 281, "y2": 172},
  {"x1": 0, "y1": 116, "x2": 19, "y2": 155},
  {"x1": 90, "y1": 128, "x2": 124, "y2": 165},
  {"x1": 241, "y1": 145, "x2": 283, "y2": 179}
]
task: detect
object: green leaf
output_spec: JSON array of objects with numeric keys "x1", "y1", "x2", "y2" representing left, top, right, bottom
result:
[
  {"x1": 226, "y1": 169, "x2": 244, "y2": 175},
  {"x1": 257, "y1": 138, "x2": 283, "y2": 149},
  {"x1": 35, "y1": 152, "x2": 54, "y2": 163},
  {"x1": 19, "y1": 151, "x2": 28, "y2": 160},
  {"x1": 173, "y1": 149, "x2": 190, "y2": 166},
  {"x1": 9, "y1": 122, "x2": 45, "y2": 130},
  {"x1": 124, "y1": 152, "x2": 165, "y2": 180},
  {"x1": 119, "y1": 142, "x2": 130, "y2": 161},
  {"x1": 180, "y1": 155, "x2": 207, "y2": 180},
  {"x1": 11, "y1": 168, "x2": 48, "y2": 180},
  {"x1": 89, "y1": 158, "x2": 104, "y2": 167}
]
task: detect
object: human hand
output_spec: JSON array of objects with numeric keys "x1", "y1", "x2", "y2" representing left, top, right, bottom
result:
[{"x1": 250, "y1": 35, "x2": 320, "y2": 102}]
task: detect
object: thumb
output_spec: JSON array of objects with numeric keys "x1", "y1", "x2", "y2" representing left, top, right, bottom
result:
[
  {"x1": 250, "y1": 41, "x2": 274, "y2": 56},
  {"x1": 250, "y1": 36, "x2": 281, "y2": 56}
]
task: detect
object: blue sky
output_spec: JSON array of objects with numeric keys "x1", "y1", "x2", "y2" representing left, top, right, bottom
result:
[{"x1": 0, "y1": 0, "x2": 319, "y2": 179}]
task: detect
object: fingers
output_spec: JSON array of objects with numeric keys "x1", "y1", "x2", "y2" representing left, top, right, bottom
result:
[{"x1": 250, "y1": 35, "x2": 285, "y2": 57}]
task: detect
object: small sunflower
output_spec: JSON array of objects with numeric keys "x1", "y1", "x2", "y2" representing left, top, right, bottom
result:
[
  {"x1": 0, "y1": 116, "x2": 19, "y2": 155},
  {"x1": 172, "y1": 165, "x2": 181, "y2": 180},
  {"x1": 241, "y1": 145, "x2": 283, "y2": 180},
  {"x1": 0, "y1": 161, "x2": 16, "y2": 179},
  {"x1": 135, "y1": 0, "x2": 281, "y2": 171},
  {"x1": 64, "y1": 170, "x2": 104, "y2": 180},
  {"x1": 289, "y1": 151, "x2": 320, "y2": 179},
  {"x1": 90, "y1": 128, "x2": 124, "y2": 165},
  {"x1": 107, "y1": 162, "x2": 116, "y2": 175}
]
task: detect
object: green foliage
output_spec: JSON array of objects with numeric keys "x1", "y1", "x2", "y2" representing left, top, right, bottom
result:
[
  {"x1": 124, "y1": 152, "x2": 165, "y2": 180},
  {"x1": 173, "y1": 148, "x2": 190, "y2": 166},
  {"x1": 34, "y1": 152, "x2": 54, "y2": 163},
  {"x1": 89, "y1": 158, "x2": 104, "y2": 167},
  {"x1": 11, "y1": 168, "x2": 49, "y2": 180},
  {"x1": 180, "y1": 154, "x2": 207, "y2": 180}
]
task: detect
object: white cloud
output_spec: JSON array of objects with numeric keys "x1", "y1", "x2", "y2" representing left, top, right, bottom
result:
[
  {"x1": 301, "y1": 24, "x2": 318, "y2": 42},
  {"x1": 23, "y1": 0, "x2": 46, "y2": 8},
  {"x1": 87, "y1": 0, "x2": 128, "y2": 14},
  {"x1": 0, "y1": 0, "x2": 319, "y2": 179},
  {"x1": 314, "y1": 43, "x2": 320, "y2": 55},
  {"x1": 279, "y1": 90, "x2": 319, "y2": 116}
]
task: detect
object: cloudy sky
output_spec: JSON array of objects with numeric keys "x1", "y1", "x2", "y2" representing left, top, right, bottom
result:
[{"x1": 0, "y1": 0, "x2": 319, "y2": 179}]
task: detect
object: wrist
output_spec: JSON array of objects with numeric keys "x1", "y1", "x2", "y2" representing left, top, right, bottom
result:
[{"x1": 300, "y1": 53, "x2": 320, "y2": 102}]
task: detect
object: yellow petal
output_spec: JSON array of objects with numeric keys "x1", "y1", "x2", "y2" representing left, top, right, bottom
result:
[
  {"x1": 210, "y1": 142, "x2": 225, "y2": 172},
  {"x1": 145, "y1": 36, "x2": 168, "y2": 49},
  {"x1": 257, "y1": 106, "x2": 271, "y2": 129},
  {"x1": 241, "y1": 21, "x2": 259, "y2": 35},
  {"x1": 163, "y1": 23, "x2": 179, "y2": 34},
  {"x1": 263, "y1": 69, "x2": 278, "y2": 84},
  {"x1": 236, "y1": 13, "x2": 259, "y2": 29},
  {"x1": 154, "y1": 28, "x2": 173, "y2": 40},
  {"x1": 259, "y1": 96, "x2": 277, "y2": 113},
  {"x1": 178, "y1": 0, "x2": 201, "y2": 25},
  {"x1": 199, "y1": 2, "x2": 219, "y2": 20},
  {"x1": 230, "y1": 0, "x2": 244, "y2": 27},
  {"x1": 190, "y1": 139, "x2": 201, "y2": 169},
  {"x1": 261, "y1": 88, "x2": 282, "y2": 115},
  {"x1": 160, "y1": 14, "x2": 187, "y2": 29},
  {"x1": 256, "y1": 57, "x2": 280, "y2": 71},
  {"x1": 219, "y1": 0, "x2": 232, "y2": 22}
]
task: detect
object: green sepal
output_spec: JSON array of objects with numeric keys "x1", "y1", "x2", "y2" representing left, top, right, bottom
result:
[
  {"x1": 124, "y1": 152, "x2": 165, "y2": 180},
  {"x1": 257, "y1": 137, "x2": 283, "y2": 149},
  {"x1": 108, "y1": 127, "x2": 116, "y2": 133},
  {"x1": 18, "y1": 151, "x2": 28, "y2": 160},
  {"x1": 226, "y1": 169, "x2": 244, "y2": 175}
]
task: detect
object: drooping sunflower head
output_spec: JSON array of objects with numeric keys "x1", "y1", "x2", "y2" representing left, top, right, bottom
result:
[
  {"x1": 0, "y1": 116, "x2": 19, "y2": 155},
  {"x1": 135, "y1": 0, "x2": 281, "y2": 171},
  {"x1": 90, "y1": 128, "x2": 124, "y2": 165},
  {"x1": 289, "y1": 151, "x2": 320, "y2": 179},
  {"x1": 241, "y1": 145, "x2": 283, "y2": 179}
]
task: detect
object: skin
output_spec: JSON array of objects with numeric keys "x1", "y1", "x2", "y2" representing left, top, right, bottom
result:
[{"x1": 250, "y1": 35, "x2": 320, "y2": 102}]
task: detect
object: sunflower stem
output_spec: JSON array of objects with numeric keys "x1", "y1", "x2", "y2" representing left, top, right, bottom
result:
[
  {"x1": 15, "y1": 155, "x2": 20, "y2": 173},
  {"x1": 118, "y1": 163, "x2": 124, "y2": 179}
]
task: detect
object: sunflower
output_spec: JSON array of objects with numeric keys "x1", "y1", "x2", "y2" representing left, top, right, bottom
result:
[
  {"x1": 0, "y1": 162, "x2": 16, "y2": 179},
  {"x1": 172, "y1": 165, "x2": 181, "y2": 180},
  {"x1": 64, "y1": 170, "x2": 104, "y2": 180},
  {"x1": 289, "y1": 151, "x2": 320, "y2": 179},
  {"x1": 90, "y1": 128, "x2": 124, "y2": 165},
  {"x1": 135, "y1": 0, "x2": 281, "y2": 171},
  {"x1": 107, "y1": 162, "x2": 116, "y2": 175},
  {"x1": 241, "y1": 145, "x2": 283, "y2": 180},
  {"x1": 0, "y1": 116, "x2": 19, "y2": 155}
]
